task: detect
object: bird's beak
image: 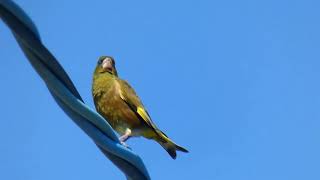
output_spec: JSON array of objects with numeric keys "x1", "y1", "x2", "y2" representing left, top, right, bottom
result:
[{"x1": 102, "y1": 59, "x2": 113, "y2": 71}]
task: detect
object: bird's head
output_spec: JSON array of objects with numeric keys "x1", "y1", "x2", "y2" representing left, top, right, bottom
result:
[{"x1": 95, "y1": 56, "x2": 118, "y2": 76}]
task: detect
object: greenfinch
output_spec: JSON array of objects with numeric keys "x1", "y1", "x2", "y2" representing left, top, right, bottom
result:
[{"x1": 92, "y1": 56, "x2": 188, "y2": 159}]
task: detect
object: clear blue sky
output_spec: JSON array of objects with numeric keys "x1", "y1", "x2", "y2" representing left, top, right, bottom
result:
[{"x1": 1, "y1": 0, "x2": 320, "y2": 179}]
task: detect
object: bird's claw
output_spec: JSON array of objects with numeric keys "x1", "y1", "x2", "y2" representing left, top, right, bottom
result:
[{"x1": 120, "y1": 141, "x2": 132, "y2": 150}]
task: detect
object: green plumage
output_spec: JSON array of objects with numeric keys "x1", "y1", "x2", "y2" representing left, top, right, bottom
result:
[{"x1": 92, "y1": 56, "x2": 188, "y2": 159}]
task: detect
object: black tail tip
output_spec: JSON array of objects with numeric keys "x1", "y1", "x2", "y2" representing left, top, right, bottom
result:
[
  {"x1": 176, "y1": 145, "x2": 189, "y2": 153},
  {"x1": 167, "y1": 145, "x2": 189, "y2": 159},
  {"x1": 167, "y1": 148, "x2": 177, "y2": 159}
]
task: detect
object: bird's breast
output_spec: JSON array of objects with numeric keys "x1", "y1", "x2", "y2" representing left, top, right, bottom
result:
[{"x1": 94, "y1": 81, "x2": 142, "y2": 135}]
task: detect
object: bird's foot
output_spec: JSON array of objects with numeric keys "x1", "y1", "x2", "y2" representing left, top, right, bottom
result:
[
  {"x1": 120, "y1": 141, "x2": 132, "y2": 150},
  {"x1": 119, "y1": 128, "x2": 132, "y2": 149}
]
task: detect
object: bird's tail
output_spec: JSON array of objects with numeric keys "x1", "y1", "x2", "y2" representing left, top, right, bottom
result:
[{"x1": 155, "y1": 130, "x2": 188, "y2": 159}]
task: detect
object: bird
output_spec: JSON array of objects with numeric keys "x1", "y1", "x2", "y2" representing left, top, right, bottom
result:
[{"x1": 92, "y1": 56, "x2": 188, "y2": 159}]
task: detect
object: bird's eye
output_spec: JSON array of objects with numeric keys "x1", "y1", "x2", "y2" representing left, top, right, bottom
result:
[{"x1": 98, "y1": 59, "x2": 104, "y2": 65}]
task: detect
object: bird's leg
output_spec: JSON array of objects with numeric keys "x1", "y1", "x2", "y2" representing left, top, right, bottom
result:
[
  {"x1": 119, "y1": 128, "x2": 132, "y2": 148},
  {"x1": 119, "y1": 128, "x2": 132, "y2": 142}
]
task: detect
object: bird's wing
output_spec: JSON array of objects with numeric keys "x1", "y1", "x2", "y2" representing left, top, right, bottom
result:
[{"x1": 118, "y1": 80, "x2": 159, "y2": 132}]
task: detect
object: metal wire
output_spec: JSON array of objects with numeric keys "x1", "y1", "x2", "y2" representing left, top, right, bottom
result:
[{"x1": 0, "y1": 1, "x2": 150, "y2": 179}]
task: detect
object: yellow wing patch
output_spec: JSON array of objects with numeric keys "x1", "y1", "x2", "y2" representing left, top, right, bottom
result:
[{"x1": 137, "y1": 107, "x2": 150, "y2": 121}]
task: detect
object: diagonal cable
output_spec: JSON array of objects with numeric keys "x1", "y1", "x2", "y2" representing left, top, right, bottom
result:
[{"x1": 0, "y1": 1, "x2": 150, "y2": 179}]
